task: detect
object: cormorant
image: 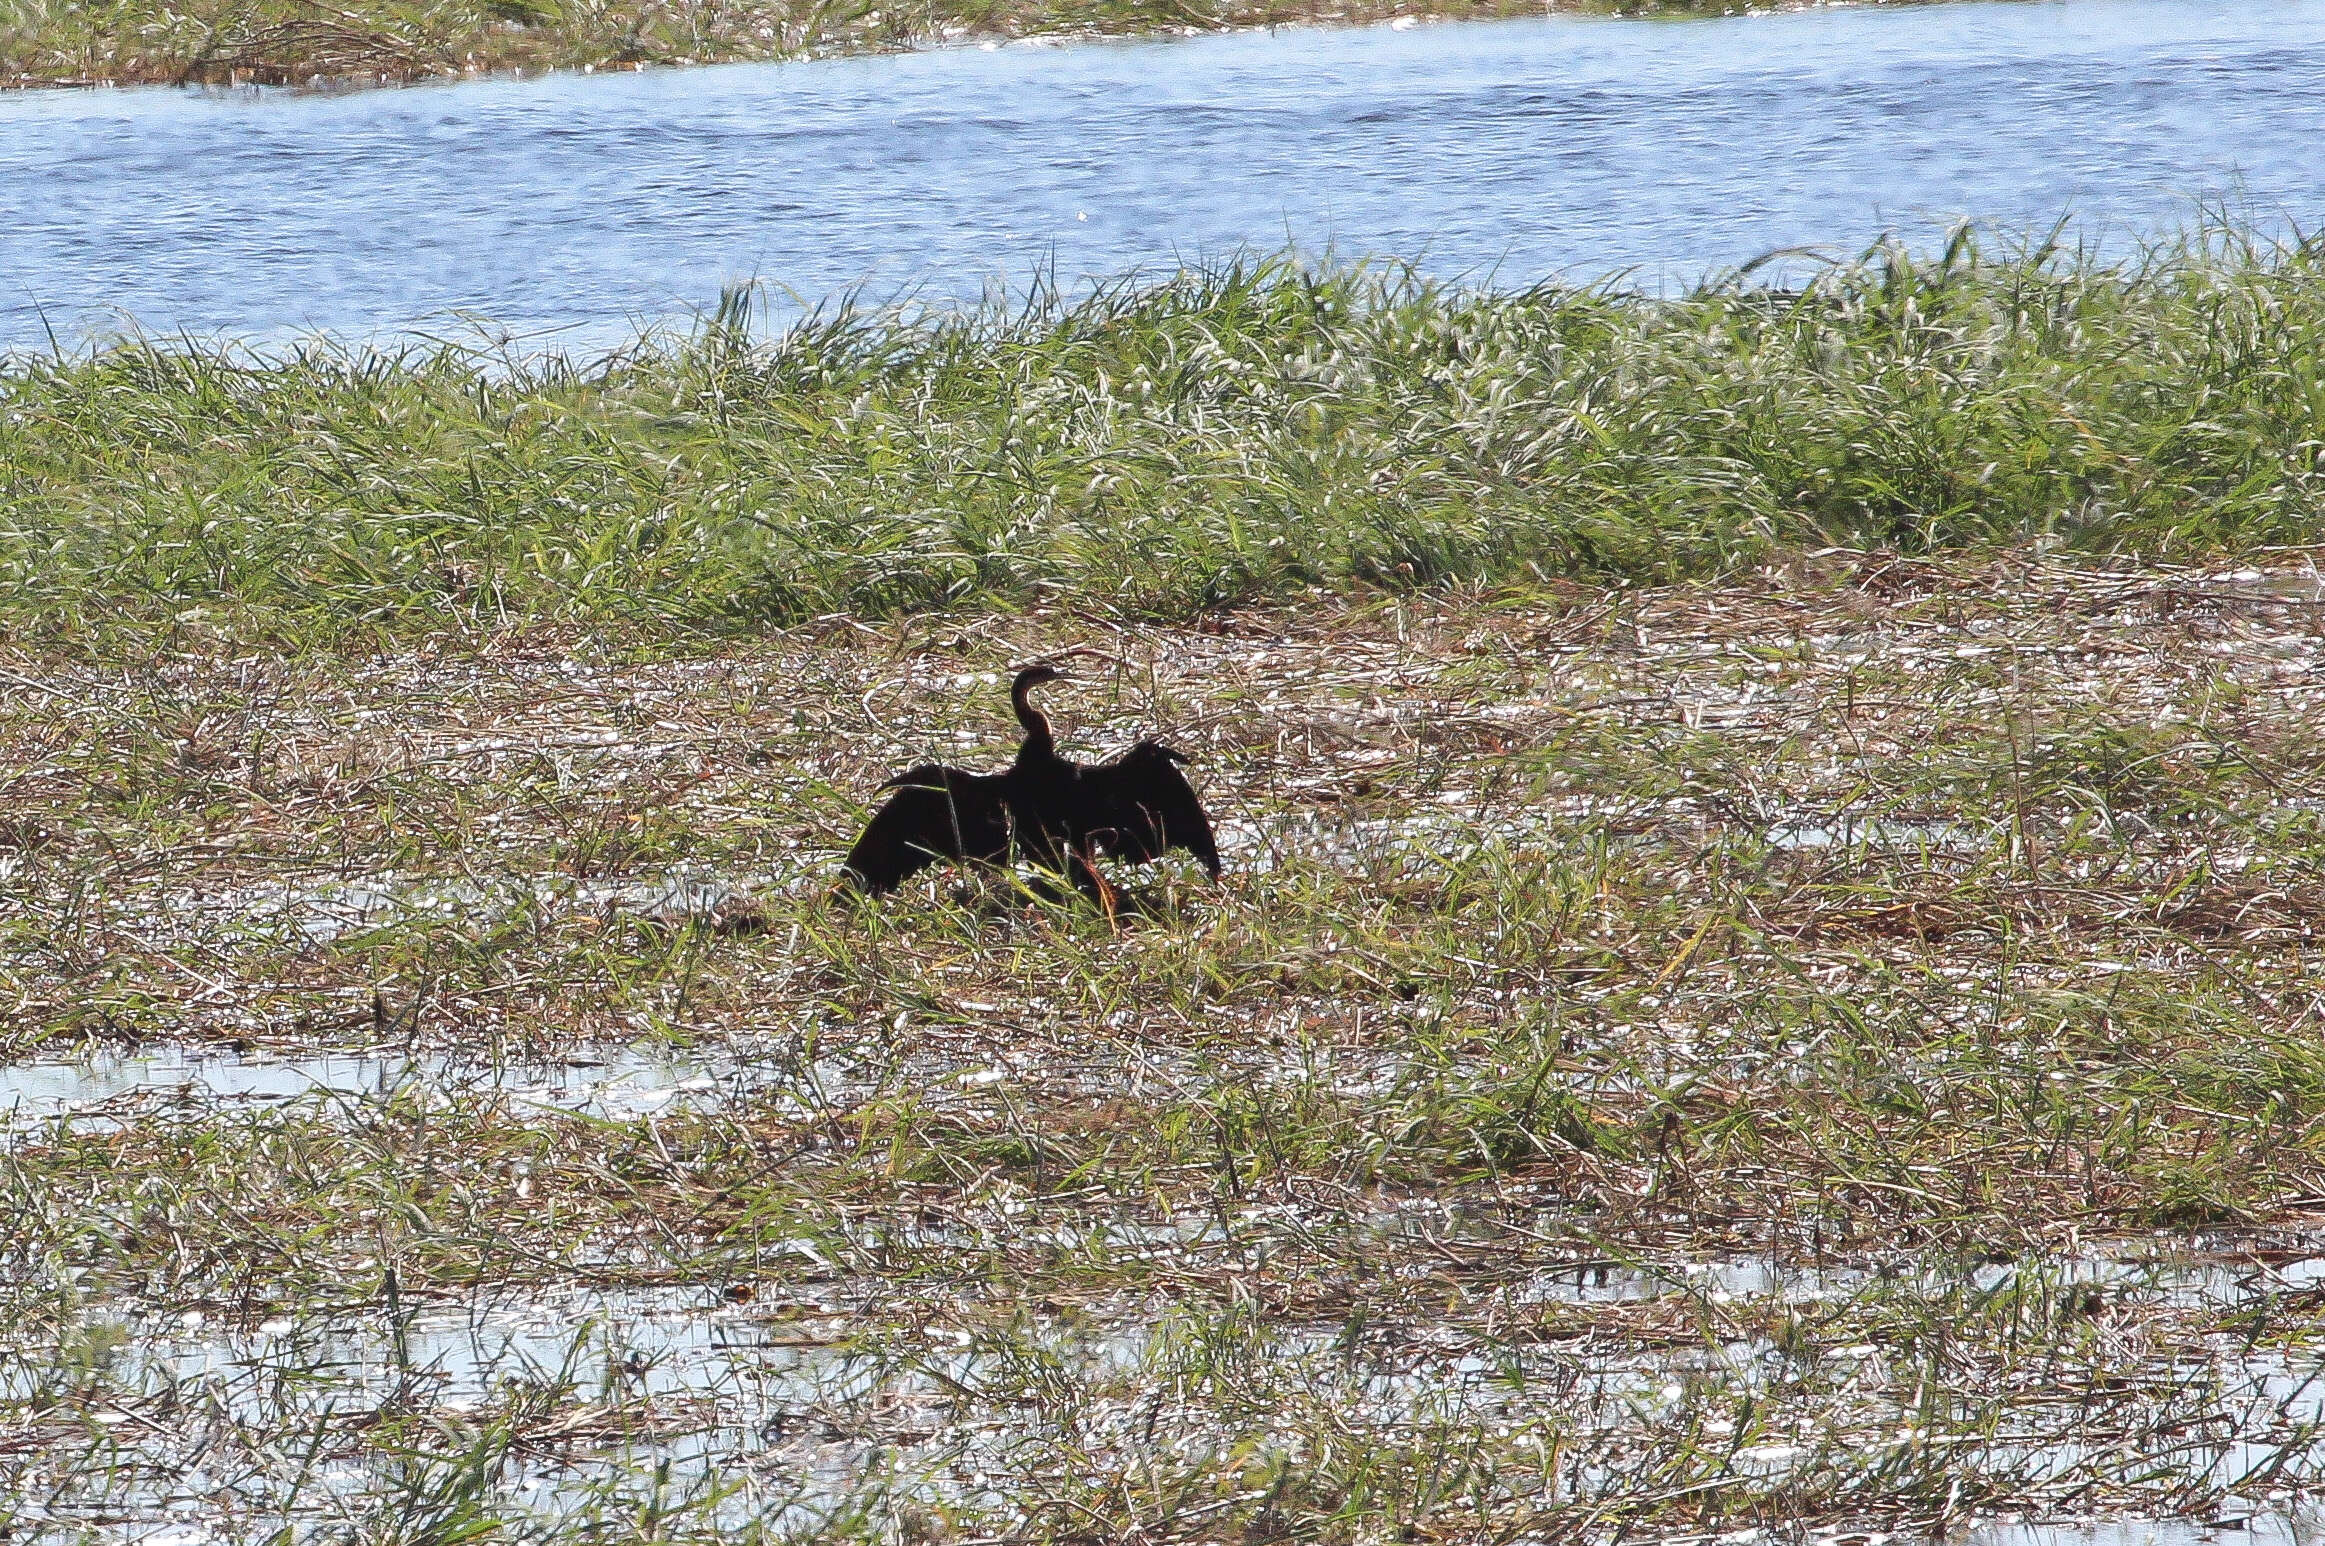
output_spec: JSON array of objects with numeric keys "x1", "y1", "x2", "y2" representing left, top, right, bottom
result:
[{"x1": 842, "y1": 665, "x2": 1220, "y2": 907}]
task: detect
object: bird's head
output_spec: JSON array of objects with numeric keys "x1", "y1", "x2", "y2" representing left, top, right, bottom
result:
[{"x1": 1009, "y1": 664, "x2": 1065, "y2": 741}]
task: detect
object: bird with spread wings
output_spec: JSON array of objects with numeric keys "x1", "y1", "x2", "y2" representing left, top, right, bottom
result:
[{"x1": 842, "y1": 665, "x2": 1220, "y2": 907}]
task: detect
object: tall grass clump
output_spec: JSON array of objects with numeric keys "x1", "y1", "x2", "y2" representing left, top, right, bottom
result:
[{"x1": 5, "y1": 217, "x2": 2324, "y2": 645}]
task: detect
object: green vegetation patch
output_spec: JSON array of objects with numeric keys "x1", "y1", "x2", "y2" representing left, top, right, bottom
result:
[{"x1": 7, "y1": 224, "x2": 2325, "y2": 650}]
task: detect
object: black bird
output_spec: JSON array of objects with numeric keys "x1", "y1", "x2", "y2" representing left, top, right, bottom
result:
[{"x1": 842, "y1": 664, "x2": 1221, "y2": 907}]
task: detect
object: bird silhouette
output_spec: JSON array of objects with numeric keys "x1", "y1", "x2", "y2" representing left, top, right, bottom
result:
[{"x1": 842, "y1": 665, "x2": 1220, "y2": 908}]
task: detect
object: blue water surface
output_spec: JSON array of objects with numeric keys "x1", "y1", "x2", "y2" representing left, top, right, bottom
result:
[{"x1": 2, "y1": 0, "x2": 2321, "y2": 351}]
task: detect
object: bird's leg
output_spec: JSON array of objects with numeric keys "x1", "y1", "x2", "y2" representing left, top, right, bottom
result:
[{"x1": 1070, "y1": 848, "x2": 1119, "y2": 924}]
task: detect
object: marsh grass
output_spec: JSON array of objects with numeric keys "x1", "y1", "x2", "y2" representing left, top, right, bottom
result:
[
  {"x1": 15, "y1": 546, "x2": 2325, "y2": 1533},
  {"x1": 7, "y1": 223, "x2": 2325, "y2": 656}
]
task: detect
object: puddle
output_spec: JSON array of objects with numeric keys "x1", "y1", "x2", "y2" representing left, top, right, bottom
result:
[
  {"x1": 1518, "y1": 1256, "x2": 1863, "y2": 1306},
  {"x1": 1986, "y1": 1252, "x2": 2325, "y2": 1313},
  {"x1": 2, "y1": 1285, "x2": 852, "y2": 1417},
  {"x1": 0, "y1": 1283, "x2": 1813, "y2": 1539},
  {"x1": 53, "y1": 805, "x2": 1989, "y2": 947},
  {"x1": 0, "y1": 1286, "x2": 887, "y2": 1537},
  {"x1": 1967, "y1": 1511, "x2": 2325, "y2": 1546},
  {"x1": 0, "y1": 1041, "x2": 858, "y2": 1130},
  {"x1": 218, "y1": 866, "x2": 769, "y2": 944},
  {"x1": 0, "y1": 1043, "x2": 412, "y2": 1121},
  {"x1": 1221, "y1": 801, "x2": 1614, "y2": 875},
  {"x1": 1514, "y1": 1251, "x2": 2325, "y2": 1315},
  {"x1": 2187, "y1": 570, "x2": 2325, "y2": 606},
  {"x1": 1222, "y1": 799, "x2": 1987, "y2": 877},
  {"x1": 0, "y1": 1289, "x2": 1346, "y2": 1536},
  {"x1": 1766, "y1": 814, "x2": 1975, "y2": 851},
  {"x1": 11, "y1": 1250, "x2": 2325, "y2": 1538}
]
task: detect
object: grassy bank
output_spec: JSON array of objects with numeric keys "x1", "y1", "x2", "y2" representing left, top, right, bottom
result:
[
  {"x1": 5, "y1": 225, "x2": 2324, "y2": 652},
  {"x1": 0, "y1": 0, "x2": 1833, "y2": 90}
]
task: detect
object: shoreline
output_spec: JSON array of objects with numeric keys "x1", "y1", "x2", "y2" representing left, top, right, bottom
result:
[{"x1": 0, "y1": 0, "x2": 1896, "y2": 96}]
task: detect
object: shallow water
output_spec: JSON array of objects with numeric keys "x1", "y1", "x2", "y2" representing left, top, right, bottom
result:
[
  {"x1": 0, "y1": 1040, "x2": 815, "y2": 1127},
  {"x1": 219, "y1": 865, "x2": 762, "y2": 943},
  {"x1": 1, "y1": 1284, "x2": 845, "y2": 1413},
  {"x1": 1972, "y1": 1516, "x2": 2325, "y2": 1546},
  {"x1": 1522, "y1": 1250, "x2": 2325, "y2": 1312},
  {"x1": 1767, "y1": 814, "x2": 1973, "y2": 851},
  {"x1": 16, "y1": 1249, "x2": 2325, "y2": 1538},
  {"x1": 1, "y1": 1287, "x2": 886, "y2": 1534},
  {"x1": 5, "y1": 0, "x2": 2325, "y2": 351}
]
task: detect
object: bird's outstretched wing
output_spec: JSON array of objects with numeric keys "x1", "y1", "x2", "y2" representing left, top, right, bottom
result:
[
  {"x1": 1087, "y1": 741, "x2": 1221, "y2": 878},
  {"x1": 843, "y1": 765, "x2": 1013, "y2": 894}
]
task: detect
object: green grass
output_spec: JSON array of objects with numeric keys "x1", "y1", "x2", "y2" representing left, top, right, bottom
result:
[
  {"x1": 6, "y1": 222, "x2": 2324, "y2": 654},
  {"x1": 0, "y1": 0, "x2": 1853, "y2": 90}
]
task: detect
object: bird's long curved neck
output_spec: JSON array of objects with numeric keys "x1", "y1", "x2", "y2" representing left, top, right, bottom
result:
[{"x1": 1012, "y1": 676, "x2": 1056, "y2": 760}]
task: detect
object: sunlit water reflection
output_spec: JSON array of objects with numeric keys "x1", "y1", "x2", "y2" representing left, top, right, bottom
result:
[{"x1": 4, "y1": 0, "x2": 2325, "y2": 350}]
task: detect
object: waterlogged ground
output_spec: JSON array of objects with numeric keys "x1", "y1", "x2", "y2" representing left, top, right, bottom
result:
[{"x1": 14, "y1": 552, "x2": 2325, "y2": 1536}]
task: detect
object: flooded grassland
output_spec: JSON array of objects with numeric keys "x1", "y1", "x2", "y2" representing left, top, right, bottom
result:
[{"x1": 12, "y1": 552, "x2": 2325, "y2": 1536}]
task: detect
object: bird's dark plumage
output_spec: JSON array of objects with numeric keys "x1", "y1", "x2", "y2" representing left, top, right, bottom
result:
[
  {"x1": 841, "y1": 765, "x2": 1012, "y2": 895},
  {"x1": 842, "y1": 666, "x2": 1219, "y2": 902},
  {"x1": 1086, "y1": 742, "x2": 1222, "y2": 879}
]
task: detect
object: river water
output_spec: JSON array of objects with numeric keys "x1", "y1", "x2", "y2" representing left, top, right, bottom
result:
[{"x1": 2, "y1": 0, "x2": 2323, "y2": 353}]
